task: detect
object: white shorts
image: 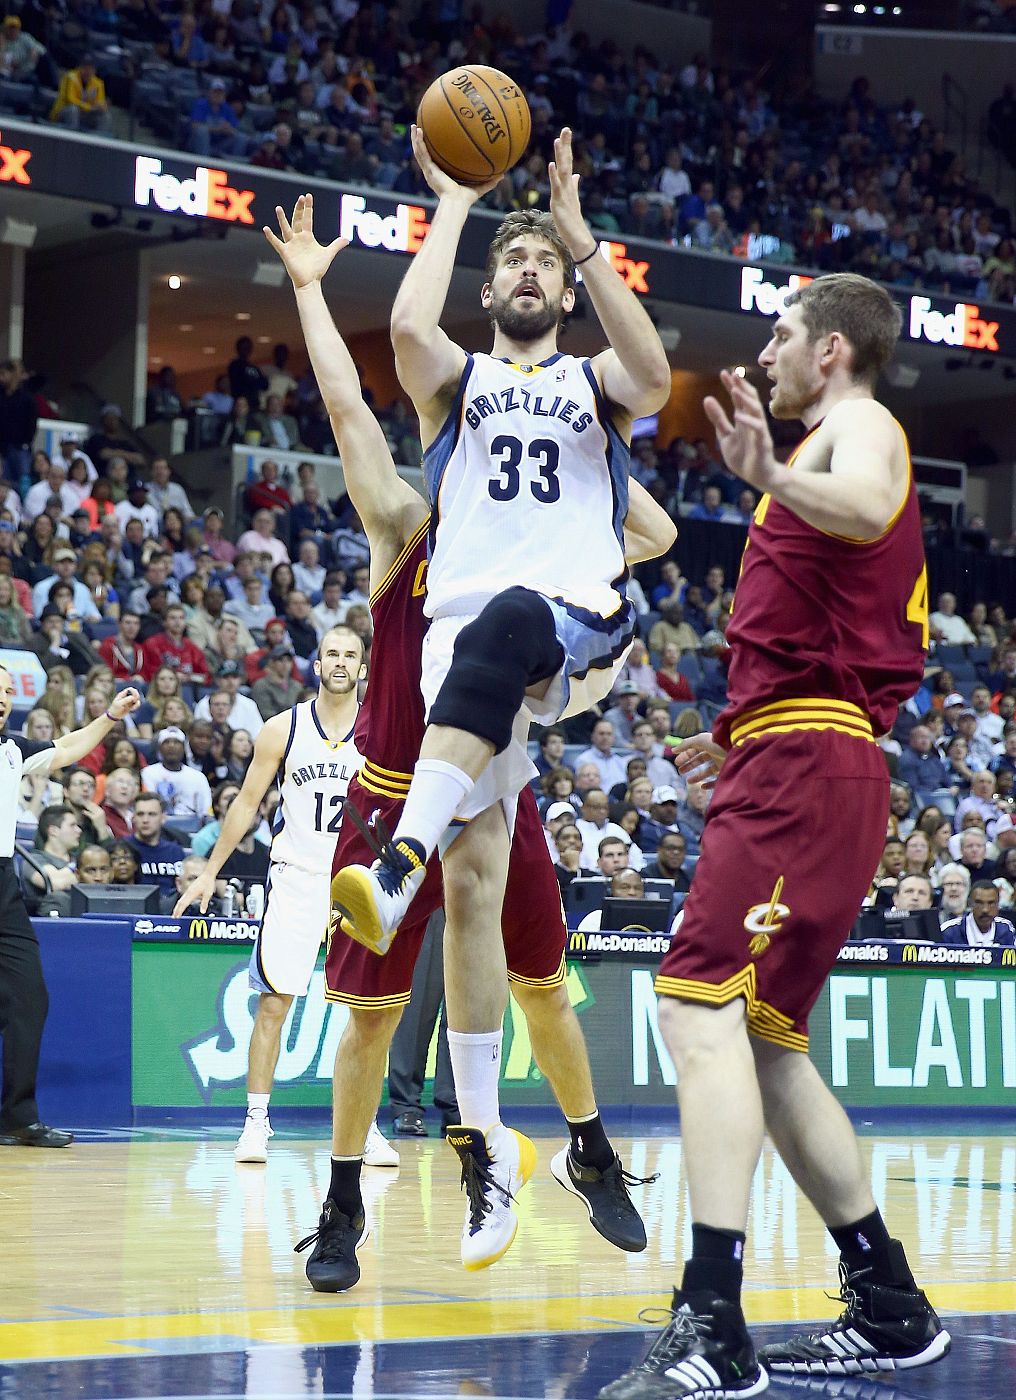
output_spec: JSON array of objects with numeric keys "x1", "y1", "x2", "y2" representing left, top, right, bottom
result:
[
  {"x1": 248, "y1": 861, "x2": 330, "y2": 996},
  {"x1": 422, "y1": 599, "x2": 633, "y2": 821}
]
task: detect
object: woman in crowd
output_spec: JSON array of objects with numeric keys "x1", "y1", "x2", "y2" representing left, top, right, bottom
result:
[
  {"x1": 968, "y1": 600, "x2": 997, "y2": 647},
  {"x1": 943, "y1": 734, "x2": 975, "y2": 795},
  {"x1": 538, "y1": 765, "x2": 578, "y2": 817},
  {"x1": 903, "y1": 828, "x2": 936, "y2": 881},
  {"x1": 180, "y1": 574, "x2": 205, "y2": 622},
  {"x1": 191, "y1": 780, "x2": 243, "y2": 857},
  {"x1": 16, "y1": 709, "x2": 64, "y2": 828},
  {"x1": 65, "y1": 457, "x2": 92, "y2": 508},
  {"x1": 224, "y1": 728, "x2": 254, "y2": 782},
  {"x1": 0, "y1": 573, "x2": 30, "y2": 643},
  {"x1": 95, "y1": 737, "x2": 146, "y2": 804},
  {"x1": 153, "y1": 694, "x2": 193, "y2": 733},
  {"x1": 929, "y1": 670, "x2": 956, "y2": 709},
  {"x1": 619, "y1": 638, "x2": 664, "y2": 699},
  {"x1": 268, "y1": 561, "x2": 295, "y2": 616},
  {"x1": 928, "y1": 817, "x2": 955, "y2": 878},
  {"x1": 22, "y1": 512, "x2": 57, "y2": 573},
  {"x1": 109, "y1": 840, "x2": 140, "y2": 886},
  {"x1": 655, "y1": 640, "x2": 696, "y2": 704},
  {"x1": 37, "y1": 665, "x2": 77, "y2": 737},
  {"x1": 626, "y1": 776, "x2": 655, "y2": 825},
  {"x1": 221, "y1": 396, "x2": 255, "y2": 447},
  {"x1": 80, "y1": 557, "x2": 120, "y2": 620},
  {"x1": 107, "y1": 457, "x2": 130, "y2": 503},
  {"x1": 611, "y1": 802, "x2": 646, "y2": 870},
  {"x1": 161, "y1": 507, "x2": 188, "y2": 556}
]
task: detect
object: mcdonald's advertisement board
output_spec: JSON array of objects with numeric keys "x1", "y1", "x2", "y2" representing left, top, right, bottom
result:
[{"x1": 131, "y1": 930, "x2": 1016, "y2": 1112}]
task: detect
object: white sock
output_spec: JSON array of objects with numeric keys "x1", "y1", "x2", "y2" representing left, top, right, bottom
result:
[
  {"x1": 447, "y1": 1029, "x2": 503, "y2": 1133},
  {"x1": 246, "y1": 1093, "x2": 270, "y2": 1119},
  {"x1": 393, "y1": 759, "x2": 475, "y2": 862}
]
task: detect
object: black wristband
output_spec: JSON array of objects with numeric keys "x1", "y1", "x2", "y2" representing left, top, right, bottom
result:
[{"x1": 574, "y1": 245, "x2": 599, "y2": 267}]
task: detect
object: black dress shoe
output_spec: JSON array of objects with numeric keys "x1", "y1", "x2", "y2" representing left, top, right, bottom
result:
[
  {"x1": 392, "y1": 1110, "x2": 427, "y2": 1137},
  {"x1": 0, "y1": 1121, "x2": 74, "y2": 1148}
]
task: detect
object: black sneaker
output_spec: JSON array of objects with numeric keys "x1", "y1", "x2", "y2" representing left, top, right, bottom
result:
[
  {"x1": 598, "y1": 1291, "x2": 768, "y2": 1399},
  {"x1": 550, "y1": 1145, "x2": 655, "y2": 1252},
  {"x1": 294, "y1": 1199, "x2": 368, "y2": 1293},
  {"x1": 759, "y1": 1245, "x2": 951, "y2": 1375}
]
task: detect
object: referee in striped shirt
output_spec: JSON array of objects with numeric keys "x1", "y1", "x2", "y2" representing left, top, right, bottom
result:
[{"x1": 0, "y1": 665, "x2": 140, "y2": 1147}]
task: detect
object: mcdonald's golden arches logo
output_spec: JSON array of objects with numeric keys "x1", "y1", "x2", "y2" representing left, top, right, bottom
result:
[
  {"x1": 1002, "y1": 947, "x2": 1016, "y2": 967},
  {"x1": 188, "y1": 918, "x2": 209, "y2": 940},
  {"x1": 902, "y1": 943, "x2": 918, "y2": 962},
  {"x1": 569, "y1": 930, "x2": 587, "y2": 954}
]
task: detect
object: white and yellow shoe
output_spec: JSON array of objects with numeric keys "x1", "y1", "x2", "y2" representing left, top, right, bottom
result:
[
  {"x1": 446, "y1": 1122, "x2": 537, "y2": 1271},
  {"x1": 234, "y1": 1114, "x2": 273, "y2": 1163},
  {"x1": 330, "y1": 840, "x2": 426, "y2": 957}
]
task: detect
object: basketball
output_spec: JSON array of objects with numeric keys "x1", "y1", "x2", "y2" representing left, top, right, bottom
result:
[{"x1": 417, "y1": 65, "x2": 531, "y2": 186}]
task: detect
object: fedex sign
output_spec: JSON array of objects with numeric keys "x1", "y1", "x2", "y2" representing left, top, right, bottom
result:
[
  {"x1": 909, "y1": 296, "x2": 999, "y2": 352},
  {"x1": 339, "y1": 194, "x2": 429, "y2": 252},
  {"x1": 134, "y1": 156, "x2": 255, "y2": 224},
  {"x1": 0, "y1": 130, "x2": 31, "y2": 185},
  {"x1": 740, "y1": 266, "x2": 812, "y2": 316}
]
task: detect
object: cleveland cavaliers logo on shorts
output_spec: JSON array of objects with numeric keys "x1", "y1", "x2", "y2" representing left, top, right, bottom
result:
[{"x1": 743, "y1": 876, "x2": 790, "y2": 958}]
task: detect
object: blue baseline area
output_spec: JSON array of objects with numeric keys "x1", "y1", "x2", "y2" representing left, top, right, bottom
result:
[{"x1": 0, "y1": 1314, "x2": 1011, "y2": 1399}]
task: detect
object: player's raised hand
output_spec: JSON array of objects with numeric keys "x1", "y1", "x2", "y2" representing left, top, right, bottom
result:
[
  {"x1": 173, "y1": 867, "x2": 218, "y2": 919},
  {"x1": 107, "y1": 686, "x2": 141, "y2": 719},
  {"x1": 672, "y1": 732, "x2": 727, "y2": 789},
  {"x1": 410, "y1": 124, "x2": 500, "y2": 204},
  {"x1": 704, "y1": 370, "x2": 780, "y2": 493},
  {"x1": 263, "y1": 194, "x2": 348, "y2": 290},
  {"x1": 548, "y1": 128, "x2": 593, "y2": 256}
]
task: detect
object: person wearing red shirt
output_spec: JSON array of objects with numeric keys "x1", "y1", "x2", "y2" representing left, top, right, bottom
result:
[
  {"x1": 141, "y1": 603, "x2": 210, "y2": 683},
  {"x1": 655, "y1": 639, "x2": 696, "y2": 703},
  {"x1": 98, "y1": 610, "x2": 145, "y2": 682},
  {"x1": 244, "y1": 617, "x2": 298, "y2": 683},
  {"x1": 243, "y1": 460, "x2": 292, "y2": 516}
]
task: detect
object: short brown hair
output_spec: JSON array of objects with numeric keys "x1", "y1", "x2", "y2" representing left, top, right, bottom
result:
[
  {"x1": 785, "y1": 273, "x2": 902, "y2": 383},
  {"x1": 484, "y1": 211, "x2": 576, "y2": 291}
]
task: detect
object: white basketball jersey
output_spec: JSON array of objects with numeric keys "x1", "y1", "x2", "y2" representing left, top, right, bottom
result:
[
  {"x1": 422, "y1": 353, "x2": 630, "y2": 620},
  {"x1": 270, "y1": 700, "x2": 361, "y2": 873}
]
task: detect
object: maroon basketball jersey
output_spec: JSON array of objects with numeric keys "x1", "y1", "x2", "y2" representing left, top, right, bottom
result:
[
  {"x1": 354, "y1": 516, "x2": 430, "y2": 787},
  {"x1": 717, "y1": 422, "x2": 927, "y2": 747}
]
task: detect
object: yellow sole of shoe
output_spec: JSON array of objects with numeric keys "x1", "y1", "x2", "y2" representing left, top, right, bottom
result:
[
  {"x1": 330, "y1": 868, "x2": 392, "y2": 956},
  {"x1": 462, "y1": 1130, "x2": 538, "y2": 1272}
]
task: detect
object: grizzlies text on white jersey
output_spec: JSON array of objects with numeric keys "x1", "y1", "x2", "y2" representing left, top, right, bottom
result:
[
  {"x1": 422, "y1": 353, "x2": 630, "y2": 620},
  {"x1": 270, "y1": 700, "x2": 361, "y2": 873}
]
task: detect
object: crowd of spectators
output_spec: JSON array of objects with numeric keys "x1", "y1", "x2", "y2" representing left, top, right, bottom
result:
[{"x1": 1, "y1": 2, "x2": 1015, "y2": 307}]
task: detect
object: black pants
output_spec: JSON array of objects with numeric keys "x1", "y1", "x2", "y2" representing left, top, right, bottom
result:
[
  {"x1": 387, "y1": 912, "x2": 457, "y2": 1119},
  {"x1": 0, "y1": 859, "x2": 49, "y2": 1130}
]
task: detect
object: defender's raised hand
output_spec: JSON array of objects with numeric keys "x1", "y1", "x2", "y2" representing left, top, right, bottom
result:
[
  {"x1": 703, "y1": 370, "x2": 781, "y2": 494},
  {"x1": 263, "y1": 194, "x2": 348, "y2": 290}
]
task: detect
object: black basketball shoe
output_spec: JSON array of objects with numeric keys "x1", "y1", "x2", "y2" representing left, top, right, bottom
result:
[
  {"x1": 294, "y1": 1199, "x2": 368, "y2": 1292},
  {"x1": 759, "y1": 1243, "x2": 950, "y2": 1376},
  {"x1": 598, "y1": 1291, "x2": 768, "y2": 1399},
  {"x1": 550, "y1": 1145, "x2": 655, "y2": 1252}
]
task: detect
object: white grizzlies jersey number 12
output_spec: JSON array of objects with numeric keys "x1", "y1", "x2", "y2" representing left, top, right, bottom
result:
[
  {"x1": 269, "y1": 700, "x2": 362, "y2": 874},
  {"x1": 422, "y1": 352, "x2": 630, "y2": 621}
]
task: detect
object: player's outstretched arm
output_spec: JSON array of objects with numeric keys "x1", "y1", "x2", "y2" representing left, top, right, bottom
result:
[
  {"x1": 548, "y1": 129, "x2": 671, "y2": 419},
  {"x1": 48, "y1": 687, "x2": 141, "y2": 771},
  {"x1": 265, "y1": 195, "x2": 423, "y2": 550},
  {"x1": 172, "y1": 714, "x2": 288, "y2": 915},
  {"x1": 704, "y1": 372, "x2": 899, "y2": 540},
  {"x1": 624, "y1": 479, "x2": 677, "y2": 564},
  {"x1": 390, "y1": 126, "x2": 498, "y2": 433}
]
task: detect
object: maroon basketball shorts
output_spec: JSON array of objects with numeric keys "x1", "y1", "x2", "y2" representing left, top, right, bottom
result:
[
  {"x1": 326, "y1": 774, "x2": 566, "y2": 1009},
  {"x1": 656, "y1": 713, "x2": 889, "y2": 1050}
]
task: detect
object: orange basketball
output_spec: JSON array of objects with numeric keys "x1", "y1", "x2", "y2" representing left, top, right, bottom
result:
[{"x1": 417, "y1": 65, "x2": 531, "y2": 186}]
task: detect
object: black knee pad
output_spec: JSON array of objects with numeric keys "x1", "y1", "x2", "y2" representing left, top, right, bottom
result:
[{"x1": 429, "y1": 587, "x2": 564, "y2": 753}]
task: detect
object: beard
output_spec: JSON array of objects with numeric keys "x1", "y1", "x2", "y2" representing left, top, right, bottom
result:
[
  {"x1": 321, "y1": 669, "x2": 357, "y2": 695},
  {"x1": 489, "y1": 288, "x2": 560, "y2": 343}
]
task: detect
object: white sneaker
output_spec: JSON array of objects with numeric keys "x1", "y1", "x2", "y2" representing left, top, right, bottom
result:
[
  {"x1": 446, "y1": 1122, "x2": 537, "y2": 1271},
  {"x1": 363, "y1": 1118, "x2": 400, "y2": 1168},
  {"x1": 234, "y1": 1114, "x2": 273, "y2": 1163},
  {"x1": 330, "y1": 843, "x2": 426, "y2": 957}
]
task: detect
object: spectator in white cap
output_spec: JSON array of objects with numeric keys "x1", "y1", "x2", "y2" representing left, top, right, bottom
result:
[
  {"x1": 58, "y1": 433, "x2": 96, "y2": 482},
  {"x1": 542, "y1": 799, "x2": 577, "y2": 861},
  {"x1": 574, "y1": 717, "x2": 632, "y2": 792},
  {"x1": 31, "y1": 547, "x2": 101, "y2": 619},
  {"x1": 603, "y1": 680, "x2": 644, "y2": 745},
  {"x1": 639, "y1": 785, "x2": 682, "y2": 854},
  {"x1": 115, "y1": 478, "x2": 160, "y2": 538},
  {"x1": 141, "y1": 726, "x2": 212, "y2": 819},
  {"x1": 940, "y1": 691, "x2": 966, "y2": 739}
]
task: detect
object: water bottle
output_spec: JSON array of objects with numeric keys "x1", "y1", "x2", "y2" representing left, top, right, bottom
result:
[
  {"x1": 246, "y1": 884, "x2": 265, "y2": 921},
  {"x1": 221, "y1": 882, "x2": 236, "y2": 917}
]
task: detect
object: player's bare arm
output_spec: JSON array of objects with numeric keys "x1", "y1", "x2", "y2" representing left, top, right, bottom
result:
[
  {"x1": 704, "y1": 371, "x2": 902, "y2": 541},
  {"x1": 173, "y1": 713, "x2": 289, "y2": 915},
  {"x1": 673, "y1": 732, "x2": 728, "y2": 788},
  {"x1": 265, "y1": 195, "x2": 427, "y2": 582},
  {"x1": 548, "y1": 129, "x2": 671, "y2": 420},
  {"x1": 46, "y1": 687, "x2": 141, "y2": 771},
  {"x1": 624, "y1": 479, "x2": 678, "y2": 564},
  {"x1": 390, "y1": 127, "x2": 499, "y2": 443}
]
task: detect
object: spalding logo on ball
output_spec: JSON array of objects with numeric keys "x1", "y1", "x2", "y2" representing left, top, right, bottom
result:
[{"x1": 418, "y1": 65, "x2": 531, "y2": 185}]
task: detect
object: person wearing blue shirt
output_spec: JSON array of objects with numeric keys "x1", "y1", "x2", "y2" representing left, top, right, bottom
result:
[
  {"x1": 127, "y1": 791, "x2": 185, "y2": 895},
  {"x1": 897, "y1": 724, "x2": 949, "y2": 795},
  {"x1": 941, "y1": 882, "x2": 1016, "y2": 947},
  {"x1": 688, "y1": 484, "x2": 729, "y2": 521},
  {"x1": 189, "y1": 80, "x2": 240, "y2": 159},
  {"x1": 31, "y1": 548, "x2": 101, "y2": 620}
]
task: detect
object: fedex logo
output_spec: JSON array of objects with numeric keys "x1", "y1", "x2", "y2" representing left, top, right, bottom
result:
[
  {"x1": 339, "y1": 194, "x2": 429, "y2": 252},
  {"x1": 740, "y1": 266, "x2": 813, "y2": 316},
  {"x1": 134, "y1": 156, "x2": 255, "y2": 224},
  {"x1": 0, "y1": 131, "x2": 31, "y2": 185},
  {"x1": 578, "y1": 241, "x2": 650, "y2": 293},
  {"x1": 909, "y1": 296, "x2": 999, "y2": 352}
]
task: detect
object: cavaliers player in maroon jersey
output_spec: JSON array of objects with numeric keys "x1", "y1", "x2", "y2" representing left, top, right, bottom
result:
[
  {"x1": 265, "y1": 195, "x2": 672, "y2": 1292},
  {"x1": 603, "y1": 275, "x2": 949, "y2": 1400}
]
